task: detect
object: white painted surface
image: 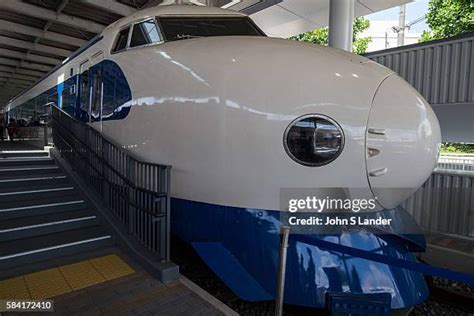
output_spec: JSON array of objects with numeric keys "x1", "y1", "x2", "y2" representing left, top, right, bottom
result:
[
  {"x1": 6, "y1": 4, "x2": 441, "y2": 213},
  {"x1": 366, "y1": 75, "x2": 441, "y2": 208}
]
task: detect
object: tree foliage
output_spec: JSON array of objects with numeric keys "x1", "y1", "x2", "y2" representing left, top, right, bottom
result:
[
  {"x1": 289, "y1": 17, "x2": 372, "y2": 54},
  {"x1": 441, "y1": 143, "x2": 474, "y2": 153},
  {"x1": 420, "y1": 0, "x2": 474, "y2": 42}
]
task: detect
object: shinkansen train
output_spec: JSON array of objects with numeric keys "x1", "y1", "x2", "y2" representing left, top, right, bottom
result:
[{"x1": 5, "y1": 4, "x2": 441, "y2": 313}]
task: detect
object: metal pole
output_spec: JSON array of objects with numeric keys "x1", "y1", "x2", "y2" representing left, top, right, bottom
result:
[
  {"x1": 328, "y1": 0, "x2": 354, "y2": 52},
  {"x1": 275, "y1": 226, "x2": 290, "y2": 316},
  {"x1": 397, "y1": 4, "x2": 406, "y2": 47},
  {"x1": 43, "y1": 121, "x2": 48, "y2": 147},
  {"x1": 165, "y1": 166, "x2": 171, "y2": 261}
]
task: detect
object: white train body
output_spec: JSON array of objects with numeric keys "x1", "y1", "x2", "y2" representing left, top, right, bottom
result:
[{"x1": 7, "y1": 5, "x2": 440, "y2": 213}]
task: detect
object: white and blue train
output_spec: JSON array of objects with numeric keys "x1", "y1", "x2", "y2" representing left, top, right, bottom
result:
[{"x1": 6, "y1": 4, "x2": 441, "y2": 313}]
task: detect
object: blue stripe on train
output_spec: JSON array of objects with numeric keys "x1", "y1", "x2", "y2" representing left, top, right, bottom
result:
[
  {"x1": 170, "y1": 197, "x2": 429, "y2": 310},
  {"x1": 8, "y1": 60, "x2": 131, "y2": 124}
]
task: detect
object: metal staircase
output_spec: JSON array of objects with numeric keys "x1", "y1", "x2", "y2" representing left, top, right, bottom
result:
[{"x1": 0, "y1": 150, "x2": 113, "y2": 269}]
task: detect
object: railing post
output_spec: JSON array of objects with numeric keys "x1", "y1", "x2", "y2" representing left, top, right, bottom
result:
[
  {"x1": 166, "y1": 166, "x2": 171, "y2": 262},
  {"x1": 275, "y1": 226, "x2": 290, "y2": 316},
  {"x1": 43, "y1": 122, "x2": 48, "y2": 147},
  {"x1": 72, "y1": 138, "x2": 77, "y2": 171},
  {"x1": 103, "y1": 141, "x2": 109, "y2": 209},
  {"x1": 127, "y1": 158, "x2": 135, "y2": 235}
]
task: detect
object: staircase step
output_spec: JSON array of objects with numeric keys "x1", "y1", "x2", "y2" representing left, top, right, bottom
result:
[
  {"x1": 0, "y1": 199, "x2": 87, "y2": 220},
  {"x1": 0, "y1": 210, "x2": 99, "y2": 242},
  {"x1": 0, "y1": 166, "x2": 62, "y2": 179},
  {"x1": 0, "y1": 227, "x2": 113, "y2": 269},
  {"x1": 0, "y1": 189, "x2": 81, "y2": 208},
  {"x1": 0, "y1": 151, "x2": 49, "y2": 159},
  {"x1": 0, "y1": 186, "x2": 76, "y2": 203},
  {"x1": 0, "y1": 175, "x2": 69, "y2": 190},
  {"x1": 0, "y1": 151, "x2": 115, "y2": 271},
  {"x1": 0, "y1": 179, "x2": 72, "y2": 193},
  {"x1": 0, "y1": 157, "x2": 55, "y2": 168}
]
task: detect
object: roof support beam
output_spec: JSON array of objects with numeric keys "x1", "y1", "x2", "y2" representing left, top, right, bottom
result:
[
  {"x1": 0, "y1": 89, "x2": 20, "y2": 94},
  {"x1": 0, "y1": 0, "x2": 72, "y2": 101},
  {"x1": 0, "y1": 20, "x2": 86, "y2": 48},
  {"x1": 15, "y1": 69, "x2": 44, "y2": 77},
  {"x1": 0, "y1": 83, "x2": 26, "y2": 88},
  {"x1": 0, "y1": 77, "x2": 33, "y2": 85},
  {"x1": 81, "y1": 0, "x2": 137, "y2": 16},
  {"x1": 0, "y1": 57, "x2": 53, "y2": 72},
  {"x1": 0, "y1": 92, "x2": 20, "y2": 98},
  {"x1": 0, "y1": 75, "x2": 36, "y2": 83},
  {"x1": 0, "y1": 96, "x2": 19, "y2": 102},
  {"x1": 0, "y1": 65, "x2": 15, "y2": 73},
  {"x1": 0, "y1": 89, "x2": 30, "y2": 98},
  {"x1": 0, "y1": 87, "x2": 24, "y2": 93},
  {"x1": 0, "y1": 66, "x2": 45, "y2": 78},
  {"x1": 0, "y1": 88, "x2": 30, "y2": 95},
  {"x1": 0, "y1": 0, "x2": 105, "y2": 34},
  {"x1": 0, "y1": 72, "x2": 39, "y2": 81},
  {"x1": 0, "y1": 36, "x2": 71, "y2": 58},
  {"x1": 0, "y1": 49, "x2": 61, "y2": 66}
]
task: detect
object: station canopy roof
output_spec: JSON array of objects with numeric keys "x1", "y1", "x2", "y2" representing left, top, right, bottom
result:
[{"x1": 0, "y1": 0, "x2": 410, "y2": 109}]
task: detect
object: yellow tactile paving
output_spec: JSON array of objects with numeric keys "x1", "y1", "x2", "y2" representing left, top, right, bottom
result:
[
  {"x1": 59, "y1": 260, "x2": 105, "y2": 290},
  {"x1": 89, "y1": 254, "x2": 134, "y2": 280},
  {"x1": 0, "y1": 276, "x2": 30, "y2": 300},
  {"x1": 25, "y1": 268, "x2": 71, "y2": 299},
  {"x1": 0, "y1": 254, "x2": 135, "y2": 300}
]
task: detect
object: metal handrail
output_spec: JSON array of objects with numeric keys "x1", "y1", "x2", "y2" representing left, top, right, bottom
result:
[
  {"x1": 51, "y1": 105, "x2": 171, "y2": 261},
  {"x1": 53, "y1": 122, "x2": 168, "y2": 198}
]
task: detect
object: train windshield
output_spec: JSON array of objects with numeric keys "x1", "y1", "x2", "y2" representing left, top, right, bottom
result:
[{"x1": 159, "y1": 17, "x2": 265, "y2": 41}]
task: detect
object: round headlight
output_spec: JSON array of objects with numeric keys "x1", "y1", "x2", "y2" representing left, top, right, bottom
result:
[{"x1": 284, "y1": 114, "x2": 344, "y2": 167}]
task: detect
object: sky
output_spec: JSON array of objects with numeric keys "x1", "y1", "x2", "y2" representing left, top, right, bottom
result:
[{"x1": 365, "y1": 0, "x2": 430, "y2": 33}]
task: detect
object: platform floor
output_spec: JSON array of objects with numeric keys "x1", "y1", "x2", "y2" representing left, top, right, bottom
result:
[
  {"x1": 0, "y1": 139, "x2": 45, "y2": 151},
  {"x1": 420, "y1": 230, "x2": 474, "y2": 275},
  {"x1": 0, "y1": 247, "x2": 229, "y2": 316}
]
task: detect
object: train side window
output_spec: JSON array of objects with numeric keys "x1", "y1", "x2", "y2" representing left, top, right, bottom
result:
[
  {"x1": 112, "y1": 27, "x2": 130, "y2": 52},
  {"x1": 102, "y1": 60, "x2": 132, "y2": 120},
  {"x1": 80, "y1": 70, "x2": 89, "y2": 112},
  {"x1": 130, "y1": 19, "x2": 162, "y2": 47},
  {"x1": 91, "y1": 67, "x2": 102, "y2": 120}
]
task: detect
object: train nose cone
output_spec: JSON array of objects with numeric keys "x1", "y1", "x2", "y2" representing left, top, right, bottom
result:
[{"x1": 366, "y1": 75, "x2": 441, "y2": 209}]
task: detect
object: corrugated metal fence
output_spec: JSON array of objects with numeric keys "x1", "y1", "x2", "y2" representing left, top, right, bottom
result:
[
  {"x1": 364, "y1": 32, "x2": 474, "y2": 143},
  {"x1": 402, "y1": 156, "x2": 474, "y2": 237},
  {"x1": 365, "y1": 32, "x2": 474, "y2": 106}
]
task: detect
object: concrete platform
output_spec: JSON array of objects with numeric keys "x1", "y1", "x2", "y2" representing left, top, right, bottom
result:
[
  {"x1": 0, "y1": 247, "x2": 236, "y2": 315},
  {"x1": 419, "y1": 230, "x2": 474, "y2": 275}
]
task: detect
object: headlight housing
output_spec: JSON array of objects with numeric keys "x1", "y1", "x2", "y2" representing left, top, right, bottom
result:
[{"x1": 284, "y1": 114, "x2": 344, "y2": 167}]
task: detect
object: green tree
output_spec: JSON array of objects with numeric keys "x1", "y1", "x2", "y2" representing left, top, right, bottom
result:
[
  {"x1": 289, "y1": 17, "x2": 372, "y2": 54},
  {"x1": 441, "y1": 143, "x2": 474, "y2": 153},
  {"x1": 420, "y1": 0, "x2": 474, "y2": 42}
]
